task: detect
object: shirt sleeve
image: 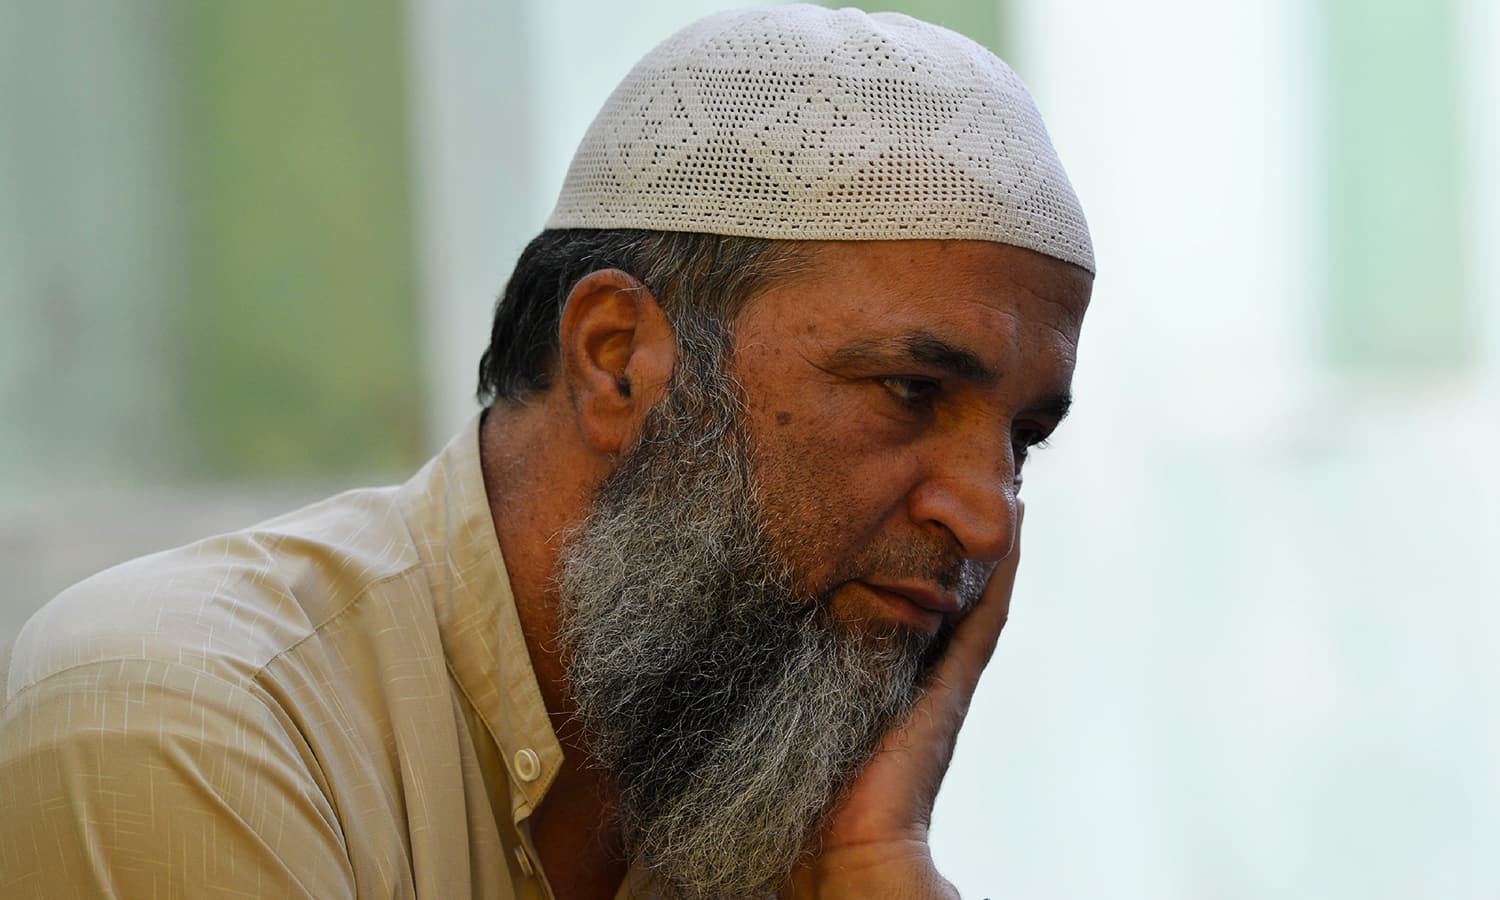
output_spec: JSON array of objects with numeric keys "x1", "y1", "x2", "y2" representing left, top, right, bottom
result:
[{"x1": 0, "y1": 657, "x2": 357, "y2": 900}]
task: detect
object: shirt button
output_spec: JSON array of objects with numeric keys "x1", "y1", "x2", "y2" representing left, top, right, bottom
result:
[
  {"x1": 513, "y1": 747, "x2": 541, "y2": 782},
  {"x1": 513, "y1": 845, "x2": 535, "y2": 877}
]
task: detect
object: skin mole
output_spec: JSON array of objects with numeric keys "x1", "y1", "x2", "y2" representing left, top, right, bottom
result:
[{"x1": 776, "y1": 411, "x2": 793, "y2": 426}]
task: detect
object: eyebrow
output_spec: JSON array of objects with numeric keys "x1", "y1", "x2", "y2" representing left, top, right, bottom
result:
[
  {"x1": 826, "y1": 330, "x2": 1075, "y2": 423},
  {"x1": 827, "y1": 331, "x2": 998, "y2": 387}
]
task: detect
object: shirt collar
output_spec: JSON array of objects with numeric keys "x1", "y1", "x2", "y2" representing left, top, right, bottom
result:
[{"x1": 396, "y1": 412, "x2": 564, "y2": 823}]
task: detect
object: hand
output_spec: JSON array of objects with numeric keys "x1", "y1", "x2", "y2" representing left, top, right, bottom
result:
[{"x1": 788, "y1": 504, "x2": 1024, "y2": 899}]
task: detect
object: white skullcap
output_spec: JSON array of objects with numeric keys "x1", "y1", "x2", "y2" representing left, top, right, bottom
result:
[{"x1": 545, "y1": 4, "x2": 1094, "y2": 273}]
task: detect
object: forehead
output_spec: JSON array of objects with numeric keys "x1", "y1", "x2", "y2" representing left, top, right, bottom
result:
[{"x1": 738, "y1": 239, "x2": 1092, "y2": 362}]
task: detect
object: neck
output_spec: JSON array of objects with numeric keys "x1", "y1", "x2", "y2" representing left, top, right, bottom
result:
[{"x1": 478, "y1": 401, "x2": 627, "y2": 899}]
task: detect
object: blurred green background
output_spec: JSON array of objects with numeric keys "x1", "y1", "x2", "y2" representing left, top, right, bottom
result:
[
  {"x1": 1, "y1": 1, "x2": 424, "y2": 487},
  {"x1": 1, "y1": 0, "x2": 1496, "y2": 897}
]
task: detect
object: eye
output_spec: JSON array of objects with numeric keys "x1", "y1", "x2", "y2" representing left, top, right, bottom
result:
[
  {"x1": 877, "y1": 376, "x2": 940, "y2": 409},
  {"x1": 1012, "y1": 426, "x2": 1052, "y2": 468}
]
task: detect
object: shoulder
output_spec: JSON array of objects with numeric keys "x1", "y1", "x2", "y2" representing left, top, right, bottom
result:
[
  {"x1": 0, "y1": 651, "x2": 358, "y2": 899},
  {"x1": 0, "y1": 485, "x2": 437, "y2": 897},
  {"x1": 4, "y1": 485, "x2": 421, "y2": 704}
]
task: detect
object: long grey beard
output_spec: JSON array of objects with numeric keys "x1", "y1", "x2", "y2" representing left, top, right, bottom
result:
[{"x1": 555, "y1": 349, "x2": 933, "y2": 899}]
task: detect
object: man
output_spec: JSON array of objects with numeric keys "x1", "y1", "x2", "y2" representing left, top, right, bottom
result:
[{"x1": 0, "y1": 6, "x2": 1093, "y2": 898}]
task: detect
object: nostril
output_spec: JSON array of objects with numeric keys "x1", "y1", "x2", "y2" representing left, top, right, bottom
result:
[{"x1": 909, "y1": 480, "x2": 1016, "y2": 566}]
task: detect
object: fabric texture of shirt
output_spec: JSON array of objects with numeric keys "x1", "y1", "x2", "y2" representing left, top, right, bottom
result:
[{"x1": 0, "y1": 415, "x2": 639, "y2": 899}]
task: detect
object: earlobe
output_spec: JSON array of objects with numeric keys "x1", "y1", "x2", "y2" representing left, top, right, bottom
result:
[{"x1": 556, "y1": 269, "x2": 674, "y2": 454}]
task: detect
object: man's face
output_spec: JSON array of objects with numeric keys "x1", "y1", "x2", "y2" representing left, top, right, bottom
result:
[
  {"x1": 556, "y1": 239, "x2": 1091, "y2": 899},
  {"x1": 732, "y1": 239, "x2": 1091, "y2": 638}
]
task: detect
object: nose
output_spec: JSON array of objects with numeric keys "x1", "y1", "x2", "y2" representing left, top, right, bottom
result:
[{"x1": 905, "y1": 435, "x2": 1018, "y2": 564}]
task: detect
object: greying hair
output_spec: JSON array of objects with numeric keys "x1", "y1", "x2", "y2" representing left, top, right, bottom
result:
[{"x1": 477, "y1": 229, "x2": 813, "y2": 405}]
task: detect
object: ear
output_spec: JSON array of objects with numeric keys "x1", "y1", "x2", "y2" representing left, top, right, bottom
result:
[{"x1": 557, "y1": 269, "x2": 676, "y2": 454}]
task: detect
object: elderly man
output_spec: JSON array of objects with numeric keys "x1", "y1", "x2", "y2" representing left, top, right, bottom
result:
[{"x1": 0, "y1": 6, "x2": 1093, "y2": 899}]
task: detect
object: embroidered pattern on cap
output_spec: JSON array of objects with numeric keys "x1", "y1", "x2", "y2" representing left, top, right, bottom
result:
[{"x1": 546, "y1": 4, "x2": 1094, "y2": 273}]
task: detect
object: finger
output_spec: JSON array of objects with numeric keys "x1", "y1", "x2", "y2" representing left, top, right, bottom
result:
[{"x1": 928, "y1": 501, "x2": 1025, "y2": 698}]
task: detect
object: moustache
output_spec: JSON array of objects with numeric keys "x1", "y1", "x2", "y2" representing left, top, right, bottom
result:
[{"x1": 829, "y1": 535, "x2": 988, "y2": 609}]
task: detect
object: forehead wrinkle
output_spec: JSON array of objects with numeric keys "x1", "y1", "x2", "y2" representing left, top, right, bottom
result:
[
  {"x1": 980, "y1": 289, "x2": 1082, "y2": 370},
  {"x1": 1008, "y1": 274, "x2": 1090, "y2": 335}
]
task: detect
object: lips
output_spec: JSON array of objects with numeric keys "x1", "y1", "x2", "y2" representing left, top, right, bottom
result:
[{"x1": 854, "y1": 580, "x2": 960, "y2": 634}]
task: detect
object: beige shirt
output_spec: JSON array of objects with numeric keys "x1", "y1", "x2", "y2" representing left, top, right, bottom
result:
[{"x1": 0, "y1": 416, "x2": 640, "y2": 899}]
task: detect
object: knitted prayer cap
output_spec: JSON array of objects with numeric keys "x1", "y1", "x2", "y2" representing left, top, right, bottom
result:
[{"x1": 545, "y1": 4, "x2": 1094, "y2": 273}]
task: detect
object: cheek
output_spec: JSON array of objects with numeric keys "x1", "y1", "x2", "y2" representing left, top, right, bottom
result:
[{"x1": 745, "y1": 394, "x2": 919, "y2": 587}]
